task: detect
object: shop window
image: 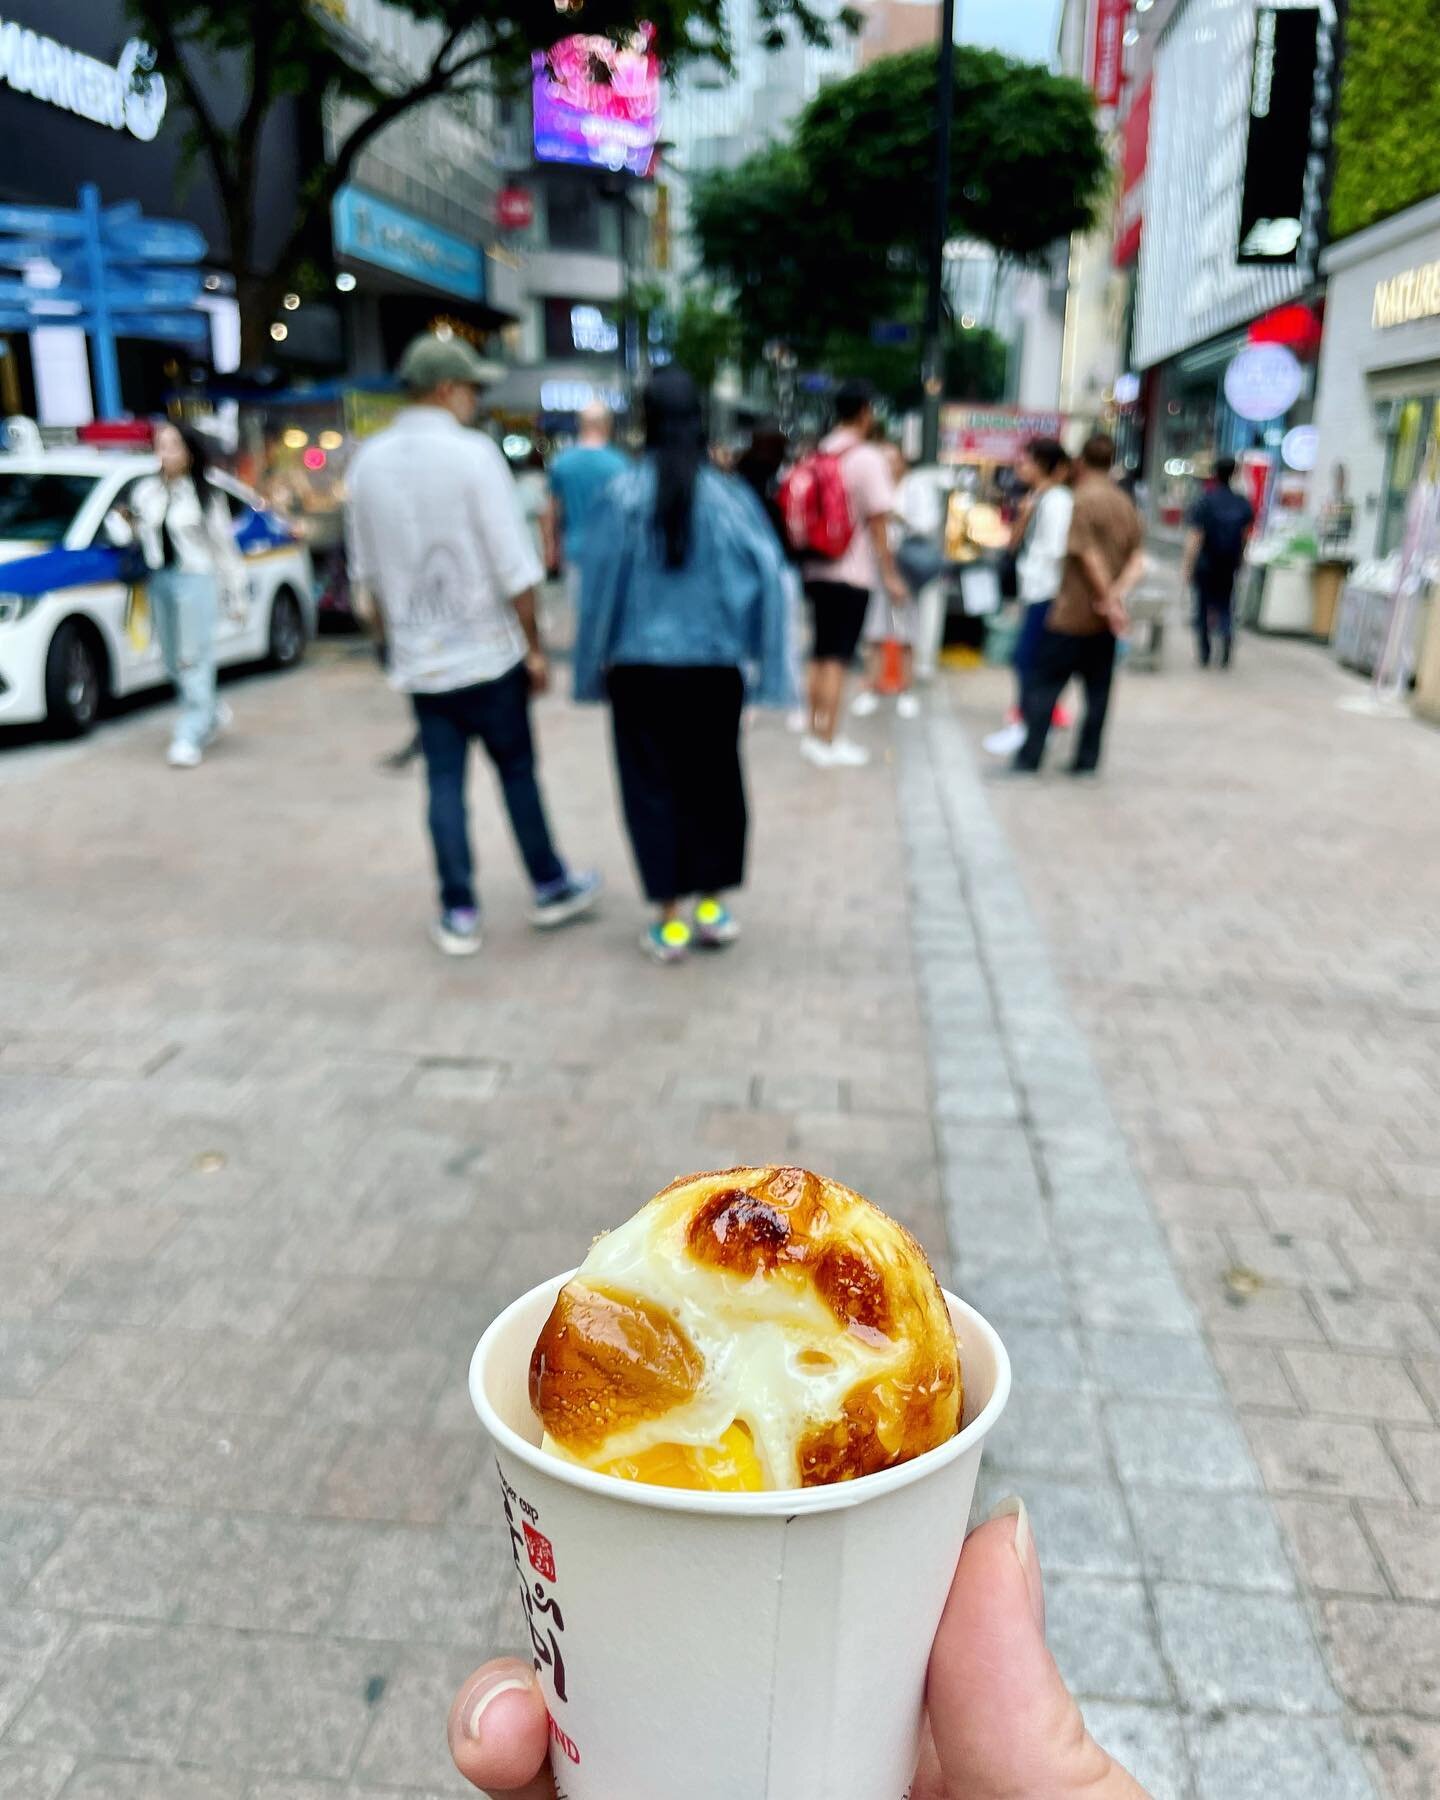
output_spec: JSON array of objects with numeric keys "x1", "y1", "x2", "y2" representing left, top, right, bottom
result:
[
  {"x1": 545, "y1": 178, "x2": 602, "y2": 252},
  {"x1": 1379, "y1": 399, "x2": 1439, "y2": 557}
]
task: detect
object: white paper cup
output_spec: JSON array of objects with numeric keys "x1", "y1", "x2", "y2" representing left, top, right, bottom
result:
[{"x1": 470, "y1": 1272, "x2": 1010, "y2": 1800}]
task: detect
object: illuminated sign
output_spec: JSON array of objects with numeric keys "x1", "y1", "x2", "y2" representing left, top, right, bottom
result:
[
  {"x1": 1237, "y1": 5, "x2": 1321, "y2": 265},
  {"x1": 0, "y1": 16, "x2": 166, "y2": 141},
  {"x1": 1372, "y1": 260, "x2": 1440, "y2": 330},
  {"x1": 532, "y1": 29, "x2": 660, "y2": 178}
]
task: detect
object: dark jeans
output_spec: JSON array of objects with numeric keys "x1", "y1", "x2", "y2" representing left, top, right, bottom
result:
[
  {"x1": 412, "y1": 662, "x2": 565, "y2": 913},
  {"x1": 607, "y1": 664, "x2": 747, "y2": 904},
  {"x1": 1016, "y1": 628, "x2": 1117, "y2": 773},
  {"x1": 1194, "y1": 578, "x2": 1236, "y2": 666},
  {"x1": 1013, "y1": 598, "x2": 1053, "y2": 707}
]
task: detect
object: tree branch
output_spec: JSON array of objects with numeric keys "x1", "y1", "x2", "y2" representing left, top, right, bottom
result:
[{"x1": 143, "y1": 8, "x2": 239, "y2": 219}]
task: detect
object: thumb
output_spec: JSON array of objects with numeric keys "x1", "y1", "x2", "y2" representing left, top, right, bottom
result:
[{"x1": 923, "y1": 1503, "x2": 1151, "y2": 1800}]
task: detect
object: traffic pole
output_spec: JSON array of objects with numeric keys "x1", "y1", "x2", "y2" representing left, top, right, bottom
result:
[
  {"x1": 920, "y1": 0, "x2": 957, "y2": 466},
  {"x1": 79, "y1": 184, "x2": 123, "y2": 419}
]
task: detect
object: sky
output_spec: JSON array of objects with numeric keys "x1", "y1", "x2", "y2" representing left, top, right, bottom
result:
[{"x1": 957, "y1": 0, "x2": 1062, "y2": 63}]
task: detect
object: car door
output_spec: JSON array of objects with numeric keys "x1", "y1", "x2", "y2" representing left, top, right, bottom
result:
[{"x1": 210, "y1": 477, "x2": 262, "y2": 662}]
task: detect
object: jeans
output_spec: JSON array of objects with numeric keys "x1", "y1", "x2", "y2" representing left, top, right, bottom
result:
[
  {"x1": 150, "y1": 567, "x2": 218, "y2": 750},
  {"x1": 411, "y1": 662, "x2": 566, "y2": 913},
  {"x1": 1194, "y1": 579, "x2": 1236, "y2": 666},
  {"x1": 1013, "y1": 598, "x2": 1053, "y2": 706},
  {"x1": 1016, "y1": 627, "x2": 1117, "y2": 773}
]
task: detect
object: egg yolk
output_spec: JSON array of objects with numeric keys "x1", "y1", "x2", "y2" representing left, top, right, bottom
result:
[{"x1": 594, "y1": 1420, "x2": 765, "y2": 1491}]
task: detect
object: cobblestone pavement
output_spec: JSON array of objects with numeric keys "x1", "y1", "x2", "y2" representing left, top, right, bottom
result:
[
  {"x1": 956, "y1": 628, "x2": 1440, "y2": 1800},
  {"x1": 0, "y1": 626, "x2": 1427, "y2": 1798}
]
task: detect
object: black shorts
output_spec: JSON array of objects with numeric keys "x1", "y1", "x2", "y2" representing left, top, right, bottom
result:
[{"x1": 805, "y1": 579, "x2": 871, "y2": 663}]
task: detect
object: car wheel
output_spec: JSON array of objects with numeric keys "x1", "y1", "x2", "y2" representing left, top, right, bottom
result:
[
  {"x1": 267, "y1": 587, "x2": 306, "y2": 669},
  {"x1": 44, "y1": 619, "x2": 104, "y2": 737}
]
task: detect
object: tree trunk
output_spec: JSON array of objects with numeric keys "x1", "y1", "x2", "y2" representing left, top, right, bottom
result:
[{"x1": 237, "y1": 271, "x2": 286, "y2": 374}]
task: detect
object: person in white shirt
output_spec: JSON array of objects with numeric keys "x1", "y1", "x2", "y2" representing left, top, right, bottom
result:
[
  {"x1": 345, "y1": 334, "x2": 600, "y2": 956},
  {"x1": 128, "y1": 420, "x2": 244, "y2": 768},
  {"x1": 984, "y1": 438, "x2": 1074, "y2": 759}
]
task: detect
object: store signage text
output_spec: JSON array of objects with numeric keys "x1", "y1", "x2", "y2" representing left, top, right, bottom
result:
[
  {"x1": 1373, "y1": 261, "x2": 1440, "y2": 330},
  {"x1": 0, "y1": 17, "x2": 166, "y2": 141},
  {"x1": 1236, "y1": 4, "x2": 1323, "y2": 266}
]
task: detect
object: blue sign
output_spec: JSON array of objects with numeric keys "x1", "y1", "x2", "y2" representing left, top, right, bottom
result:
[{"x1": 332, "y1": 185, "x2": 484, "y2": 303}]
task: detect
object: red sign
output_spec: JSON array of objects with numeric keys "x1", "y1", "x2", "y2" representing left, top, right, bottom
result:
[
  {"x1": 497, "y1": 187, "x2": 534, "y2": 231},
  {"x1": 939, "y1": 406, "x2": 1067, "y2": 465},
  {"x1": 522, "y1": 1522, "x2": 556, "y2": 1581},
  {"x1": 1113, "y1": 76, "x2": 1151, "y2": 267},
  {"x1": 1087, "y1": 0, "x2": 1127, "y2": 108}
]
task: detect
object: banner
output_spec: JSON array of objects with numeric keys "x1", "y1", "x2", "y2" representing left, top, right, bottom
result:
[
  {"x1": 939, "y1": 406, "x2": 1066, "y2": 464},
  {"x1": 1237, "y1": 5, "x2": 1321, "y2": 264},
  {"x1": 1113, "y1": 77, "x2": 1151, "y2": 267},
  {"x1": 1086, "y1": 0, "x2": 1127, "y2": 109}
]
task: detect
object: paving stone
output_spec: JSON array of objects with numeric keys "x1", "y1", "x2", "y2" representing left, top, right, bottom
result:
[
  {"x1": 1310, "y1": 1288, "x2": 1440, "y2": 1357},
  {"x1": 1366, "y1": 1718, "x2": 1440, "y2": 1800},
  {"x1": 0, "y1": 1747, "x2": 74, "y2": 1800},
  {"x1": 0, "y1": 1607, "x2": 70, "y2": 1736},
  {"x1": 1208, "y1": 1339, "x2": 1299, "y2": 1410},
  {"x1": 983, "y1": 1321, "x2": 1083, "y2": 1393},
  {"x1": 1106, "y1": 1399, "x2": 1259, "y2": 1491},
  {"x1": 0, "y1": 1324, "x2": 84, "y2": 1398},
  {"x1": 164, "y1": 1273, "x2": 305, "y2": 1337},
  {"x1": 1281, "y1": 1347, "x2": 1432, "y2": 1423},
  {"x1": 1386, "y1": 1426, "x2": 1440, "y2": 1504},
  {"x1": 982, "y1": 1387, "x2": 1109, "y2": 1481},
  {"x1": 1044, "y1": 1576, "x2": 1170, "y2": 1702},
  {"x1": 1129, "y1": 1488, "x2": 1294, "y2": 1591},
  {"x1": 352, "y1": 1644, "x2": 478, "y2": 1791},
  {"x1": 0, "y1": 1500, "x2": 73, "y2": 1601},
  {"x1": 1408, "y1": 1356, "x2": 1440, "y2": 1415},
  {"x1": 35, "y1": 1328, "x2": 191, "y2": 1407},
  {"x1": 1188, "y1": 1714, "x2": 1375, "y2": 1800},
  {"x1": 48, "y1": 1265, "x2": 194, "y2": 1329},
  {"x1": 305, "y1": 1350, "x2": 450, "y2": 1426},
  {"x1": 959, "y1": 1258, "x2": 1071, "y2": 1325},
  {"x1": 1084, "y1": 1328, "x2": 1224, "y2": 1404},
  {"x1": 1361, "y1": 1506, "x2": 1440, "y2": 1601},
  {"x1": 1156, "y1": 1586, "x2": 1340, "y2": 1714},
  {"x1": 331, "y1": 1526, "x2": 511, "y2": 1648},
  {"x1": 1321, "y1": 1598, "x2": 1440, "y2": 1715},
  {"x1": 168, "y1": 1337, "x2": 329, "y2": 1418},
  {"x1": 316, "y1": 1428, "x2": 474, "y2": 1526},
  {"x1": 1243, "y1": 1416, "x2": 1411, "y2": 1503},
  {"x1": 1274, "y1": 1499, "x2": 1390, "y2": 1598},
  {"x1": 1082, "y1": 1702, "x2": 1189, "y2": 1800},
  {"x1": 59, "y1": 1763, "x2": 247, "y2": 1798},
  {"x1": 8, "y1": 1621, "x2": 214, "y2": 1760},
  {"x1": 1186, "y1": 1279, "x2": 1327, "y2": 1345}
]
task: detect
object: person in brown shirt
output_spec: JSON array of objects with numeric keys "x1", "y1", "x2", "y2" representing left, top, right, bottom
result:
[{"x1": 1014, "y1": 432, "x2": 1145, "y2": 775}]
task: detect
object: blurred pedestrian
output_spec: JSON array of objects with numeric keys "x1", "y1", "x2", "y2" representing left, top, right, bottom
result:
[
  {"x1": 795, "y1": 379, "x2": 907, "y2": 767},
  {"x1": 853, "y1": 442, "x2": 922, "y2": 721},
  {"x1": 345, "y1": 333, "x2": 600, "y2": 956},
  {"x1": 985, "y1": 437, "x2": 1073, "y2": 758},
  {"x1": 1013, "y1": 433, "x2": 1145, "y2": 777},
  {"x1": 547, "y1": 403, "x2": 627, "y2": 613},
  {"x1": 129, "y1": 420, "x2": 244, "y2": 769},
  {"x1": 573, "y1": 368, "x2": 790, "y2": 964},
  {"x1": 736, "y1": 419, "x2": 807, "y2": 730},
  {"x1": 1182, "y1": 454, "x2": 1254, "y2": 668}
]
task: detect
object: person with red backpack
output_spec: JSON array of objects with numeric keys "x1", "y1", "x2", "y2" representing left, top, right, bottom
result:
[{"x1": 783, "y1": 380, "x2": 907, "y2": 767}]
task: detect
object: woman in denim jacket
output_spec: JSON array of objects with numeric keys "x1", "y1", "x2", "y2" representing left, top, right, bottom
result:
[{"x1": 573, "y1": 369, "x2": 791, "y2": 963}]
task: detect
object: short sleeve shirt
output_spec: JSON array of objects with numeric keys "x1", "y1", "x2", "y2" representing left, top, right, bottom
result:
[
  {"x1": 1048, "y1": 477, "x2": 1144, "y2": 636},
  {"x1": 803, "y1": 428, "x2": 895, "y2": 592},
  {"x1": 1187, "y1": 486, "x2": 1255, "y2": 583}
]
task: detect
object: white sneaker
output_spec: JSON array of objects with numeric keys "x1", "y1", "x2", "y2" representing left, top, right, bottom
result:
[
  {"x1": 850, "y1": 689, "x2": 881, "y2": 718},
  {"x1": 800, "y1": 733, "x2": 836, "y2": 767},
  {"x1": 983, "y1": 721, "x2": 1027, "y2": 758},
  {"x1": 896, "y1": 693, "x2": 921, "y2": 720},
  {"x1": 166, "y1": 740, "x2": 202, "y2": 768},
  {"x1": 828, "y1": 737, "x2": 870, "y2": 767},
  {"x1": 430, "y1": 908, "x2": 482, "y2": 956}
]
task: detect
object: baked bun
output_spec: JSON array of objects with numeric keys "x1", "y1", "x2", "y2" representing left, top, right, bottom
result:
[{"x1": 529, "y1": 1166, "x2": 961, "y2": 1491}]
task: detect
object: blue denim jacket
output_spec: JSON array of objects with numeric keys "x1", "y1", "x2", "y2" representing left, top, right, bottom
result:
[{"x1": 572, "y1": 463, "x2": 792, "y2": 706}]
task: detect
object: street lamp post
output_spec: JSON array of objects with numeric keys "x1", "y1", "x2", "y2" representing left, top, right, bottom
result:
[{"x1": 920, "y1": 0, "x2": 958, "y2": 465}]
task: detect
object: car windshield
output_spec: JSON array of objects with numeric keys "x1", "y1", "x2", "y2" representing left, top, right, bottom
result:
[{"x1": 0, "y1": 472, "x2": 99, "y2": 545}]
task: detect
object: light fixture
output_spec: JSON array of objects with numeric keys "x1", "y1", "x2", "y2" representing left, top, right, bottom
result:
[
  {"x1": 960, "y1": 312, "x2": 977, "y2": 330},
  {"x1": 434, "y1": 322, "x2": 455, "y2": 341},
  {"x1": 319, "y1": 429, "x2": 343, "y2": 451},
  {"x1": 282, "y1": 427, "x2": 308, "y2": 449},
  {"x1": 1123, "y1": 26, "x2": 1139, "y2": 43},
  {"x1": 203, "y1": 273, "x2": 221, "y2": 291},
  {"x1": 282, "y1": 292, "x2": 301, "y2": 311},
  {"x1": 302, "y1": 447, "x2": 326, "y2": 470},
  {"x1": 1136, "y1": 0, "x2": 1154, "y2": 10},
  {"x1": 335, "y1": 271, "x2": 357, "y2": 292},
  {"x1": 270, "y1": 322, "x2": 288, "y2": 341}
]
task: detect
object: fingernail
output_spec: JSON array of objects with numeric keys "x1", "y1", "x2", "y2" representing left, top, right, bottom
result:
[
  {"x1": 461, "y1": 1669, "x2": 535, "y2": 1742},
  {"x1": 988, "y1": 1493, "x2": 1033, "y2": 1572}
]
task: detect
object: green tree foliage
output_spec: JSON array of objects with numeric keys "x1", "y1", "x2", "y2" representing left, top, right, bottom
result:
[
  {"x1": 1330, "y1": 0, "x2": 1440, "y2": 238},
  {"x1": 671, "y1": 286, "x2": 740, "y2": 392},
  {"x1": 125, "y1": 0, "x2": 851, "y2": 364},
  {"x1": 689, "y1": 45, "x2": 1105, "y2": 394}
]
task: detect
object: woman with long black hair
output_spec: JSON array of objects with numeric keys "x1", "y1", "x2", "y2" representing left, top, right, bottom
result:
[
  {"x1": 573, "y1": 369, "x2": 791, "y2": 962},
  {"x1": 130, "y1": 419, "x2": 244, "y2": 766}
]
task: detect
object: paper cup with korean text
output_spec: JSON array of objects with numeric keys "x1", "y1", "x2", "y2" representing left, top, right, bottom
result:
[{"x1": 469, "y1": 1271, "x2": 1010, "y2": 1800}]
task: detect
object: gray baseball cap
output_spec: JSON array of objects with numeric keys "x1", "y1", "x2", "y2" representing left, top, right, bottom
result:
[{"x1": 397, "y1": 331, "x2": 502, "y2": 392}]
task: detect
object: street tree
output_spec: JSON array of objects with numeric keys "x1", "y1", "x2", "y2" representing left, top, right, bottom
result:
[
  {"x1": 125, "y1": 0, "x2": 854, "y2": 367},
  {"x1": 670, "y1": 286, "x2": 740, "y2": 395}
]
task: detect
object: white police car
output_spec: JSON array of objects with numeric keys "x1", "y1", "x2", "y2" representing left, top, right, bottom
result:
[{"x1": 0, "y1": 449, "x2": 314, "y2": 736}]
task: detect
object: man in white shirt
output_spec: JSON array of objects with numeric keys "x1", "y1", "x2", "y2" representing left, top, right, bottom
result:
[{"x1": 346, "y1": 334, "x2": 600, "y2": 955}]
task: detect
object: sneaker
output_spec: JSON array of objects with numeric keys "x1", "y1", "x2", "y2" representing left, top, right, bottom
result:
[
  {"x1": 850, "y1": 689, "x2": 881, "y2": 718},
  {"x1": 799, "y1": 733, "x2": 835, "y2": 767},
  {"x1": 827, "y1": 737, "x2": 870, "y2": 768},
  {"x1": 982, "y1": 721, "x2": 1027, "y2": 758},
  {"x1": 166, "y1": 740, "x2": 202, "y2": 768},
  {"x1": 430, "y1": 908, "x2": 482, "y2": 956},
  {"x1": 895, "y1": 692, "x2": 921, "y2": 720},
  {"x1": 643, "y1": 919, "x2": 691, "y2": 963},
  {"x1": 1052, "y1": 703, "x2": 1074, "y2": 728},
  {"x1": 531, "y1": 869, "x2": 603, "y2": 929},
  {"x1": 694, "y1": 898, "x2": 741, "y2": 948}
]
